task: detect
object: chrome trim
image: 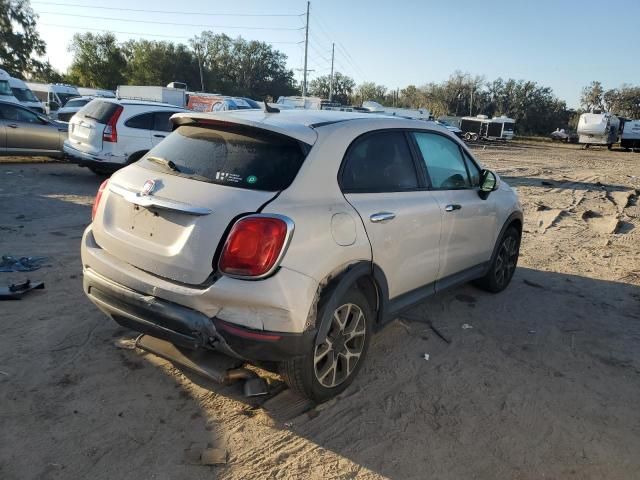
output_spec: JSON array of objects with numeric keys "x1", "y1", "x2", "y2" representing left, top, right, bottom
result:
[
  {"x1": 108, "y1": 183, "x2": 212, "y2": 216},
  {"x1": 219, "y1": 213, "x2": 295, "y2": 281},
  {"x1": 369, "y1": 212, "x2": 396, "y2": 223}
]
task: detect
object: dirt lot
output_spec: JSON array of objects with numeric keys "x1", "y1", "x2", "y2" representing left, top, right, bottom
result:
[{"x1": 1, "y1": 143, "x2": 639, "y2": 480}]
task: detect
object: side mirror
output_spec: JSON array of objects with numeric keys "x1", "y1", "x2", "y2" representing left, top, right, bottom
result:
[{"x1": 479, "y1": 169, "x2": 498, "y2": 199}]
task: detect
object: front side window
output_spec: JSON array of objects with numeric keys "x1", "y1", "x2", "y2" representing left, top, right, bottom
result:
[
  {"x1": 413, "y1": 132, "x2": 471, "y2": 190},
  {"x1": 0, "y1": 104, "x2": 40, "y2": 123},
  {"x1": 341, "y1": 131, "x2": 419, "y2": 192}
]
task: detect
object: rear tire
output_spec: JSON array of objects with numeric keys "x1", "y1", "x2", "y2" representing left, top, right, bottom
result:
[
  {"x1": 280, "y1": 287, "x2": 372, "y2": 403},
  {"x1": 88, "y1": 166, "x2": 110, "y2": 176},
  {"x1": 474, "y1": 226, "x2": 521, "y2": 293}
]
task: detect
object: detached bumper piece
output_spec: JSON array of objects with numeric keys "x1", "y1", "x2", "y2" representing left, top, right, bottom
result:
[
  {"x1": 136, "y1": 335, "x2": 268, "y2": 397},
  {"x1": 0, "y1": 279, "x2": 45, "y2": 300}
]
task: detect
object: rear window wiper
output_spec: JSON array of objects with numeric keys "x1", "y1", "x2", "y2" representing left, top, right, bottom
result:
[{"x1": 147, "y1": 156, "x2": 181, "y2": 173}]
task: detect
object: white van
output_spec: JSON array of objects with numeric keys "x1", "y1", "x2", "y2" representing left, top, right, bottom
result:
[
  {"x1": 25, "y1": 82, "x2": 81, "y2": 115},
  {"x1": 8, "y1": 77, "x2": 45, "y2": 114},
  {"x1": 0, "y1": 69, "x2": 20, "y2": 105}
]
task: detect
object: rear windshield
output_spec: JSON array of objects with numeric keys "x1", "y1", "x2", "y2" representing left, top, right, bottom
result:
[
  {"x1": 77, "y1": 100, "x2": 120, "y2": 124},
  {"x1": 139, "y1": 125, "x2": 308, "y2": 191}
]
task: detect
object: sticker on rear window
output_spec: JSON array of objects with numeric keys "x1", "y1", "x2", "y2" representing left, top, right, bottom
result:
[
  {"x1": 216, "y1": 171, "x2": 242, "y2": 183},
  {"x1": 247, "y1": 175, "x2": 257, "y2": 184}
]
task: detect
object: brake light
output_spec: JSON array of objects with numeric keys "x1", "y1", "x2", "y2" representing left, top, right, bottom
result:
[
  {"x1": 102, "y1": 105, "x2": 123, "y2": 143},
  {"x1": 92, "y1": 179, "x2": 109, "y2": 221},
  {"x1": 219, "y1": 216, "x2": 292, "y2": 278}
]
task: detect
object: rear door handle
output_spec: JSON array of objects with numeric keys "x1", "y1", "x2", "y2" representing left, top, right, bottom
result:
[
  {"x1": 370, "y1": 212, "x2": 396, "y2": 223},
  {"x1": 153, "y1": 134, "x2": 166, "y2": 138},
  {"x1": 7, "y1": 124, "x2": 18, "y2": 128},
  {"x1": 445, "y1": 204, "x2": 462, "y2": 212}
]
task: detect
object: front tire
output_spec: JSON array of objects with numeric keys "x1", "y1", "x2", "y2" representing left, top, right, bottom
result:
[
  {"x1": 280, "y1": 287, "x2": 372, "y2": 403},
  {"x1": 474, "y1": 226, "x2": 520, "y2": 293}
]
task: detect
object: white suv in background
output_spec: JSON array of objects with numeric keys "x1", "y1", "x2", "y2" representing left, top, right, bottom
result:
[
  {"x1": 64, "y1": 98, "x2": 186, "y2": 175},
  {"x1": 82, "y1": 109, "x2": 523, "y2": 402}
]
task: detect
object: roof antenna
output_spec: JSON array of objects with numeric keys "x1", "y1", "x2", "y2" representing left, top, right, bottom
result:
[{"x1": 264, "y1": 100, "x2": 280, "y2": 113}]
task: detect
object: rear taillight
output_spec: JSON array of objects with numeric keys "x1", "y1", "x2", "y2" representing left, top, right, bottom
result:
[
  {"x1": 219, "y1": 215, "x2": 293, "y2": 278},
  {"x1": 92, "y1": 179, "x2": 109, "y2": 221},
  {"x1": 102, "y1": 105, "x2": 123, "y2": 143}
]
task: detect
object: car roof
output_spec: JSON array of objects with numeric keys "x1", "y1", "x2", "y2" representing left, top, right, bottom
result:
[{"x1": 171, "y1": 109, "x2": 421, "y2": 144}]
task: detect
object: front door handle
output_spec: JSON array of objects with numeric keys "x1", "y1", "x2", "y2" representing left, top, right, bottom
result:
[
  {"x1": 445, "y1": 204, "x2": 462, "y2": 212},
  {"x1": 7, "y1": 124, "x2": 18, "y2": 128},
  {"x1": 153, "y1": 134, "x2": 166, "y2": 138},
  {"x1": 370, "y1": 212, "x2": 396, "y2": 223}
]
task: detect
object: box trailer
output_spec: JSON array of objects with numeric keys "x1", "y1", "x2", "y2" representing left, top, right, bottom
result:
[
  {"x1": 621, "y1": 119, "x2": 640, "y2": 151},
  {"x1": 116, "y1": 85, "x2": 186, "y2": 107},
  {"x1": 577, "y1": 112, "x2": 620, "y2": 149},
  {"x1": 460, "y1": 115, "x2": 515, "y2": 141}
]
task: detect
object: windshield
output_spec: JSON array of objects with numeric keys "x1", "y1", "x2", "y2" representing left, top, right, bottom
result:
[
  {"x1": 140, "y1": 124, "x2": 308, "y2": 192},
  {"x1": 0, "y1": 80, "x2": 13, "y2": 96},
  {"x1": 11, "y1": 87, "x2": 39, "y2": 103},
  {"x1": 57, "y1": 93, "x2": 80, "y2": 106}
]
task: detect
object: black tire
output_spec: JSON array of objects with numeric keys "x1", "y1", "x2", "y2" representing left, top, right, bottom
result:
[
  {"x1": 474, "y1": 226, "x2": 521, "y2": 293},
  {"x1": 280, "y1": 287, "x2": 372, "y2": 403},
  {"x1": 88, "y1": 166, "x2": 110, "y2": 176},
  {"x1": 607, "y1": 144, "x2": 613, "y2": 151}
]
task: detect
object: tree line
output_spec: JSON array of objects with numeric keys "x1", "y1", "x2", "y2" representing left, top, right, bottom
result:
[{"x1": 2, "y1": 0, "x2": 640, "y2": 136}]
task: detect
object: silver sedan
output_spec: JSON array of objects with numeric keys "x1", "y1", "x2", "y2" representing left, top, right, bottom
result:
[{"x1": 0, "y1": 100, "x2": 68, "y2": 158}]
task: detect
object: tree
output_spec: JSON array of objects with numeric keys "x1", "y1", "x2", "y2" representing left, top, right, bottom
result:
[
  {"x1": 353, "y1": 82, "x2": 387, "y2": 105},
  {"x1": 581, "y1": 81, "x2": 604, "y2": 111},
  {"x1": 308, "y1": 72, "x2": 355, "y2": 104},
  {"x1": 123, "y1": 40, "x2": 199, "y2": 89},
  {"x1": 0, "y1": 0, "x2": 46, "y2": 77},
  {"x1": 67, "y1": 32, "x2": 126, "y2": 89},
  {"x1": 193, "y1": 32, "x2": 297, "y2": 98}
]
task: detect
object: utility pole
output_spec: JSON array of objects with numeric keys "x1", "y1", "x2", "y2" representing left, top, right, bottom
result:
[
  {"x1": 196, "y1": 45, "x2": 205, "y2": 92},
  {"x1": 302, "y1": 1, "x2": 310, "y2": 97},
  {"x1": 329, "y1": 43, "x2": 335, "y2": 102},
  {"x1": 470, "y1": 86, "x2": 474, "y2": 116}
]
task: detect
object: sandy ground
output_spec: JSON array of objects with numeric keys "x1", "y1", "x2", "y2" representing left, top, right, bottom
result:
[{"x1": 1, "y1": 143, "x2": 639, "y2": 480}]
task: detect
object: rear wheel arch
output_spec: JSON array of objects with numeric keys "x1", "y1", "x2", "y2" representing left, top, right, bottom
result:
[
  {"x1": 126, "y1": 150, "x2": 148, "y2": 164},
  {"x1": 314, "y1": 262, "x2": 389, "y2": 345}
]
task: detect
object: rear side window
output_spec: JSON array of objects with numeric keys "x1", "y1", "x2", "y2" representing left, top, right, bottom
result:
[
  {"x1": 77, "y1": 100, "x2": 120, "y2": 124},
  {"x1": 125, "y1": 113, "x2": 153, "y2": 129},
  {"x1": 0, "y1": 104, "x2": 40, "y2": 123},
  {"x1": 140, "y1": 125, "x2": 308, "y2": 192},
  {"x1": 153, "y1": 111, "x2": 177, "y2": 132},
  {"x1": 341, "y1": 131, "x2": 419, "y2": 192}
]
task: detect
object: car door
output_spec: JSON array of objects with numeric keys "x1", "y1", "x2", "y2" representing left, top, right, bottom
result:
[
  {"x1": 341, "y1": 130, "x2": 442, "y2": 301},
  {"x1": 0, "y1": 103, "x2": 59, "y2": 154},
  {"x1": 411, "y1": 131, "x2": 497, "y2": 284},
  {"x1": 151, "y1": 111, "x2": 179, "y2": 146}
]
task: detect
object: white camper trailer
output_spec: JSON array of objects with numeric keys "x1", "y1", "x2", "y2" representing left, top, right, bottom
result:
[
  {"x1": 25, "y1": 82, "x2": 81, "y2": 114},
  {"x1": 577, "y1": 112, "x2": 620, "y2": 149},
  {"x1": 361, "y1": 100, "x2": 432, "y2": 121},
  {"x1": 116, "y1": 85, "x2": 186, "y2": 107},
  {"x1": 0, "y1": 69, "x2": 20, "y2": 105},
  {"x1": 459, "y1": 115, "x2": 515, "y2": 141},
  {"x1": 8, "y1": 77, "x2": 45, "y2": 113},
  {"x1": 621, "y1": 119, "x2": 640, "y2": 151}
]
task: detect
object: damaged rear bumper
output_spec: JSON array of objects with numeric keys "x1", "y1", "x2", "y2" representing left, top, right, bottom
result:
[{"x1": 83, "y1": 260, "x2": 316, "y2": 362}]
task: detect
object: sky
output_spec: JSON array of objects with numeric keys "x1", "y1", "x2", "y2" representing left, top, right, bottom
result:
[{"x1": 31, "y1": 0, "x2": 640, "y2": 108}]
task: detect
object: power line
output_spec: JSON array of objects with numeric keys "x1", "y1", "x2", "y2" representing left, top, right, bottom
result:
[
  {"x1": 37, "y1": 11, "x2": 306, "y2": 31},
  {"x1": 33, "y1": 1, "x2": 304, "y2": 17},
  {"x1": 39, "y1": 23, "x2": 304, "y2": 44}
]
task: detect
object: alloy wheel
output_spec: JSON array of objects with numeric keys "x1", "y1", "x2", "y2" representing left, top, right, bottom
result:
[
  {"x1": 313, "y1": 303, "x2": 366, "y2": 388},
  {"x1": 495, "y1": 234, "x2": 519, "y2": 289}
]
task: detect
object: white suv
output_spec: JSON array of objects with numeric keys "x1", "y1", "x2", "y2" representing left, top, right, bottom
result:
[
  {"x1": 82, "y1": 109, "x2": 523, "y2": 402},
  {"x1": 64, "y1": 98, "x2": 186, "y2": 175}
]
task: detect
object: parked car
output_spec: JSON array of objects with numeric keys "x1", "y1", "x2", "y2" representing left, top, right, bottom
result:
[
  {"x1": 8, "y1": 76, "x2": 45, "y2": 114},
  {"x1": 82, "y1": 109, "x2": 523, "y2": 402},
  {"x1": 0, "y1": 100, "x2": 68, "y2": 157},
  {"x1": 53, "y1": 96, "x2": 95, "y2": 122},
  {"x1": 550, "y1": 128, "x2": 578, "y2": 143},
  {"x1": 63, "y1": 98, "x2": 187, "y2": 175},
  {"x1": 435, "y1": 119, "x2": 464, "y2": 139}
]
